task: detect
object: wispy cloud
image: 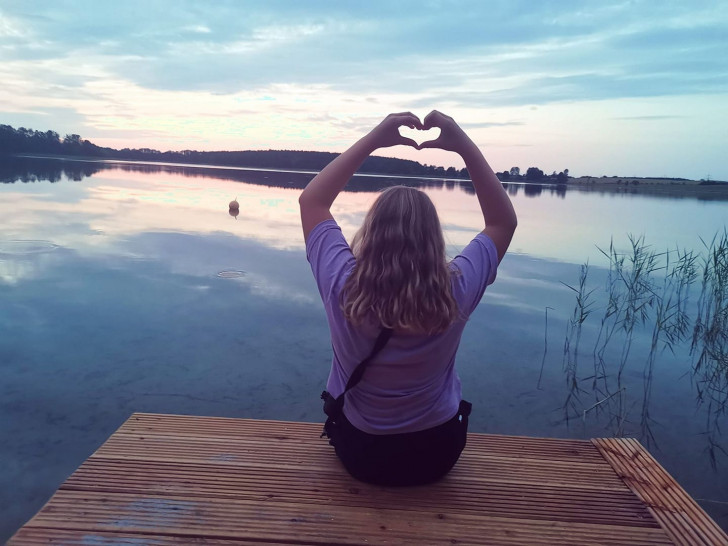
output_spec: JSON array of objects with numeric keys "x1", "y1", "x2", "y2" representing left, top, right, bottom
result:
[
  {"x1": 461, "y1": 121, "x2": 524, "y2": 129},
  {"x1": 612, "y1": 115, "x2": 685, "y2": 121},
  {"x1": 182, "y1": 25, "x2": 211, "y2": 34}
]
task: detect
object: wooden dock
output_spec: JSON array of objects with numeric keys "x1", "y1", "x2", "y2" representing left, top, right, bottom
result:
[{"x1": 10, "y1": 413, "x2": 728, "y2": 545}]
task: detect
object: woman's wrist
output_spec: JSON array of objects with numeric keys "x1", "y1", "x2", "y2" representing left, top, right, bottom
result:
[{"x1": 360, "y1": 132, "x2": 381, "y2": 154}]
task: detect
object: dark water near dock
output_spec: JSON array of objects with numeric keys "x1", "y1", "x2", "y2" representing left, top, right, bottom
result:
[{"x1": 1, "y1": 156, "x2": 727, "y2": 538}]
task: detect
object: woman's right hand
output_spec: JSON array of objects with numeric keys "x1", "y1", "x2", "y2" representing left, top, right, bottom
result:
[
  {"x1": 420, "y1": 111, "x2": 517, "y2": 263},
  {"x1": 419, "y1": 110, "x2": 472, "y2": 154}
]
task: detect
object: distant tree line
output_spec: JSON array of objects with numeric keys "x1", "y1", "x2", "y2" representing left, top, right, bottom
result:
[
  {"x1": 497, "y1": 166, "x2": 570, "y2": 184},
  {"x1": 0, "y1": 124, "x2": 476, "y2": 179},
  {"x1": 0, "y1": 124, "x2": 578, "y2": 183},
  {"x1": 0, "y1": 126, "x2": 102, "y2": 156}
]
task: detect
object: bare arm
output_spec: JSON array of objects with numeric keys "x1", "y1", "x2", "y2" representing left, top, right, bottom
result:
[
  {"x1": 421, "y1": 111, "x2": 517, "y2": 262},
  {"x1": 299, "y1": 112, "x2": 421, "y2": 241}
]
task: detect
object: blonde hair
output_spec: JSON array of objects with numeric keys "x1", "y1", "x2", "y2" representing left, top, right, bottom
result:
[{"x1": 342, "y1": 186, "x2": 458, "y2": 334}]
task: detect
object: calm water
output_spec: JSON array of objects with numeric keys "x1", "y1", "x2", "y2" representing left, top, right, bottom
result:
[{"x1": 1, "y1": 156, "x2": 727, "y2": 537}]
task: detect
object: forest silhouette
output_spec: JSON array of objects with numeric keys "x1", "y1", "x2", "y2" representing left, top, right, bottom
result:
[{"x1": 1, "y1": 123, "x2": 572, "y2": 184}]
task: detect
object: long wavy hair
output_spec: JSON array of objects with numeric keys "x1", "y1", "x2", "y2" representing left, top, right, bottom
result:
[{"x1": 342, "y1": 186, "x2": 458, "y2": 334}]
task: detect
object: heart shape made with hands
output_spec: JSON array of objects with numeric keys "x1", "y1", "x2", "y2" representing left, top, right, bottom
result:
[{"x1": 399, "y1": 126, "x2": 441, "y2": 148}]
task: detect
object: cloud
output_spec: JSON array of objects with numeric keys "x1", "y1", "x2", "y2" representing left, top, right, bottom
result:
[
  {"x1": 0, "y1": 10, "x2": 29, "y2": 38},
  {"x1": 0, "y1": 107, "x2": 88, "y2": 134},
  {"x1": 612, "y1": 115, "x2": 684, "y2": 121},
  {"x1": 409, "y1": 67, "x2": 728, "y2": 110},
  {"x1": 182, "y1": 25, "x2": 211, "y2": 34},
  {"x1": 461, "y1": 121, "x2": 524, "y2": 129}
]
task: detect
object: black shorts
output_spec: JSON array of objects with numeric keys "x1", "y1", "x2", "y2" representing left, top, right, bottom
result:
[{"x1": 326, "y1": 401, "x2": 471, "y2": 486}]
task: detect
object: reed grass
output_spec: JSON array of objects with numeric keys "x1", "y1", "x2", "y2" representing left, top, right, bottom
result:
[
  {"x1": 556, "y1": 229, "x2": 727, "y2": 462},
  {"x1": 561, "y1": 264, "x2": 595, "y2": 418},
  {"x1": 691, "y1": 231, "x2": 728, "y2": 466}
]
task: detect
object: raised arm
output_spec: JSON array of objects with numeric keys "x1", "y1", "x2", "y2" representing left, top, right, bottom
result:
[
  {"x1": 299, "y1": 112, "x2": 421, "y2": 241},
  {"x1": 420, "y1": 111, "x2": 517, "y2": 262}
]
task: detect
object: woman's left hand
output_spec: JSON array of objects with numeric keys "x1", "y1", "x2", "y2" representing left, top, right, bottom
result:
[{"x1": 366, "y1": 112, "x2": 423, "y2": 149}]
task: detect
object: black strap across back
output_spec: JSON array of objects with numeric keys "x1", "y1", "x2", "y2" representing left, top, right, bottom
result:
[{"x1": 321, "y1": 328, "x2": 393, "y2": 437}]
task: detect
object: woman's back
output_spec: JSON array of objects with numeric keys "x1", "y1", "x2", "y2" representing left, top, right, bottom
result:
[{"x1": 306, "y1": 218, "x2": 499, "y2": 434}]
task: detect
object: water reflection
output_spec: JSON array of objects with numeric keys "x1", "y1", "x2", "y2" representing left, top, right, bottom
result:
[
  {"x1": 1, "y1": 155, "x2": 476, "y2": 194},
  {"x1": 2, "y1": 155, "x2": 726, "y2": 265},
  {"x1": 0, "y1": 156, "x2": 103, "y2": 184},
  {"x1": 1, "y1": 155, "x2": 727, "y2": 536},
  {"x1": 0, "y1": 240, "x2": 60, "y2": 255},
  {"x1": 4, "y1": 156, "x2": 728, "y2": 206}
]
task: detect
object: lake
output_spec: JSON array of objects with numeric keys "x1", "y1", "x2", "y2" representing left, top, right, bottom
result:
[{"x1": 1, "y1": 155, "x2": 727, "y2": 538}]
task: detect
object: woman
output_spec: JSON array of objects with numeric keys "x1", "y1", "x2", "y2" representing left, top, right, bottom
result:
[{"x1": 300, "y1": 111, "x2": 517, "y2": 486}]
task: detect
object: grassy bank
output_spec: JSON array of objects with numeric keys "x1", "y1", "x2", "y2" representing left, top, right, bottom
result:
[{"x1": 565, "y1": 176, "x2": 728, "y2": 200}]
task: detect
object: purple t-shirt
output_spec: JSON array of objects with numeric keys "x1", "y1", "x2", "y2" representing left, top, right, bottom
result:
[{"x1": 306, "y1": 219, "x2": 498, "y2": 434}]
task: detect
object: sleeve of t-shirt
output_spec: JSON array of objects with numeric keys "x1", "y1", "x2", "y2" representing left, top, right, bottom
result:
[
  {"x1": 305, "y1": 219, "x2": 355, "y2": 304},
  {"x1": 450, "y1": 233, "x2": 499, "y2": 316}
]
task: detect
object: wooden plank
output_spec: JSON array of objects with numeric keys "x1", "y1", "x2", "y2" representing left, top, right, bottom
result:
[
  {"x1": 88, "y1": 433, "x2": 628, "y2": 491},
  {"x1": 9, "y1": 528, "x2": 279, "y2": 545},
  {"x1": 10, "y1": 413, "x2": 722, "y2": 545},
  {"x1": 117, "y1": 413, "x2": 605, "y2": 462},
  {"x1": 75, "y1": 456, "x2": 628, "y2": 492},
  {"x1": 16, "y1": 490, "x2": 674, "y2": 546},
  {"x1": 58, "y1": 459, "x2": 656, "y2": 527},
  {"x1": 593, "y1": 438, "x2": 728, "y2": 546},
  {"x1": 98, "y1": 431, "x2": 606, "y2": 464}
]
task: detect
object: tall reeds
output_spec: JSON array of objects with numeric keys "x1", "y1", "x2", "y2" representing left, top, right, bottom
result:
[
  {"x1": 558, "y1": 230, "x2": 727, "y2": 462},
  {"x1": 691, "y1": 231, "x2": 728, "y2": 466},
  {"x1": 561, "y1": 264, "x2": 595, "y2": 417}
]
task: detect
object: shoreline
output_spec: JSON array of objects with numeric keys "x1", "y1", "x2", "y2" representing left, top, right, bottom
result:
[
  {"x1": 560, "y1": 176, "x2": 728, "y2": 200},
  {"x1": 6, "y1": 153, "x2": 728, "y2": 200}
]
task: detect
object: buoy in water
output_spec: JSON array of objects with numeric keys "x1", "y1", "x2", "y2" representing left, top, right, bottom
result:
[{"x1": 229, "y1": 198, "x2": 239, "y2": 211}]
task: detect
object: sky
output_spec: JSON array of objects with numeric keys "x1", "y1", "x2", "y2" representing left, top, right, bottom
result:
[{"x1": 1, "y1": 0, "x2": 727, "y2": 179}]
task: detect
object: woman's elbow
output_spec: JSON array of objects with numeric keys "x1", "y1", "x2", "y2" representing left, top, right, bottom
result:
[
  {"x1": 499, "y1": 213, "x2": 518, "y2": 235},
  {"x1": 299, "y1": 191, "x2": 317, "y2": 212}
]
